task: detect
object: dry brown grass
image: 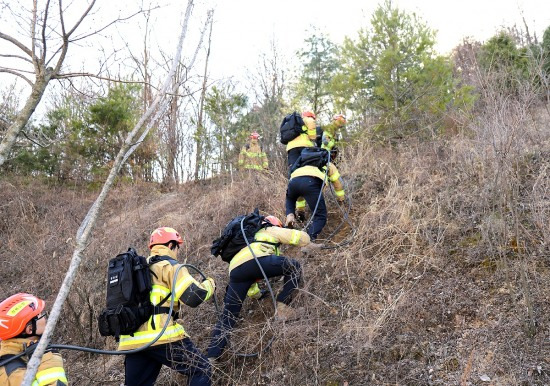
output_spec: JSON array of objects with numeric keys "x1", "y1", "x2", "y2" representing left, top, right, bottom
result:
[{"x1": 2, "y1": 101, "x2": 550, "y2": 384}]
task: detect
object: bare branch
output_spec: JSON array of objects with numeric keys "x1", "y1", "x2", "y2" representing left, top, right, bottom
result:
[
  {"x1": 21, "y1": 130, "x2": 53, "y2": 148},
  {"x1": 31, "y1": 0, "x2": 39, "y2": 71},
  {"x1": 41, "y1": 0, "x2": 52, "y2": 62},
  {"x1": 0, "y1": 68, "x2": 33, "y2": 86},
  {"x1": 68, "y1": 8, "x2": 154, "y2": 44},
  {"x1": 0, "y1": 53, "x2": 33, "y2": 63},
  {"x1": 0, "y1": 31, "x2": 33, "y2": 57},
  {"x1": 52, "y1": 71, "x2": 159, "y2": 90},
  {"x1": 66, "y1": 0, "x2": 96, "y2": 37},
  {"x1": 59, "y1": 0, "x2": 66, "y2": 38}
]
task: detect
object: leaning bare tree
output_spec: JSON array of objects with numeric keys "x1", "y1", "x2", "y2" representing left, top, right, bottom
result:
[
  {"x1": 21, "y1": 1, "x2": 212, "y2": 384},
  {"x1": 0, "y1": 0, "x2": 145, "y2": 166}
]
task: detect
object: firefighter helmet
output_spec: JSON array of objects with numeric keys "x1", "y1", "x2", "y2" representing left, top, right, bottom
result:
[
  {"x1": 149, "y1": 227, "x2": 183, "y2": 249},
  {"x1": 264, "y1": 215, "x2": 283, "y2": 228},
  {"x1": 0, "y1": 293, "x2": 45, "y2": 340}
]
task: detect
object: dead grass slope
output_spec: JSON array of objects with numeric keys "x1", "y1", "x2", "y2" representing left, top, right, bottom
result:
[{"x1": 1, "y1": 132, "x2": 550, "y2": 385}]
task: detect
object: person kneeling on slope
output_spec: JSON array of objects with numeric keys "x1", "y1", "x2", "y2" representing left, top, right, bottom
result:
[
  {"x1": 120, "y1": 227, "x2": 215, "y2": 386},
  {"x1": 207, "y1": 215, "x2": 310, "y2": 361},
  {"x1": 0, "y1": 293, "x2": 68, "y2": 385}
]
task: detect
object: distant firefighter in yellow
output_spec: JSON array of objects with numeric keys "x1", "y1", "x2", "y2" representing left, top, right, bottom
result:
[{"x1": 238, "y1": 132, "x2": 269, "y2": 170}]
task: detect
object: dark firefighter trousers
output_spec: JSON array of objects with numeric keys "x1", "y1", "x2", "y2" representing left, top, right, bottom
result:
[
  {"x1": 285, "y1": 175, "x2": 327, "y2": 240},
  {"x1": 124, "y1": 338, "x2": 211, "y2": 386},
  {"x1": 207, "y1": 255, "x2": 302, "y2": 359}
]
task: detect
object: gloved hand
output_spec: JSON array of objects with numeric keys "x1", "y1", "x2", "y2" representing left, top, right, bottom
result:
[
  {"x1": 202, "y1": 277, "x2": 216, "y2": 298},
  {"x1": 285, "y1": 213, "x2": 295, "y2": 228}
]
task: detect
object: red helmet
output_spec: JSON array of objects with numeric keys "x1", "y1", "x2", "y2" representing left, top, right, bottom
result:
[
  {"x1": 302, "y1": 111, "x2": 316, "y2": 120},
  {"x1": 250, "y1": 132, "x2": 260, "y2": 140},
  {"x1": 0, "y1": 293, "x2": 45, "y2": 340},
  {"x1": 264, "y1": 215, "x2": 282, "y2": 227},
  {"x1": 332, "y1": 113, "x2": 346, "y2": 123},
  {"x1": 149, "y1": 227, "x2": 183, "y2": 249}
]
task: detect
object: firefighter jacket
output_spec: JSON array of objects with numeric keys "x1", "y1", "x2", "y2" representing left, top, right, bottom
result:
[
  {"x1": 0, "y1": 338, "x2": 67, "y2": 386},
  {"x1": 238, "y1": 141, "x2": 268, "y2": 170},
  {"x1": 290, "y1": 163, "x2": 345, "y2": 201},
  {"x1": 117, "y1": 245, "x2": 214, "y2": 351},
  {"x1": 321, "y1": 121, "x2": 344, "y2": 150},
  {"x1": 286, "y1": 116, "x2": 317, "y2": 151},
  {"x1": 229, "y1": 227, "x2": 310, "y2": 272}
]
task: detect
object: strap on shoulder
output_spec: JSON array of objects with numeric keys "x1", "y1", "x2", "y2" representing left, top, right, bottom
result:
[{"x1": 0, "y1": 354, "x2": 26, "y2": 377}]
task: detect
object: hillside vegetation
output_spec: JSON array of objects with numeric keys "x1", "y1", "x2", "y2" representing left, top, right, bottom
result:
[{"x1": 2, "y1": 104, "x2": 550, "y2": 385}]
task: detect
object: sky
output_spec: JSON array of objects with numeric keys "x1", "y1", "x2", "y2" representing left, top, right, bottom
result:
[
  {"x1": 197, "y1": 0, "x2": 550, "y2": 80},
  {"x1": 1, "y1": 0, "x2": 549, "y2": 110}
]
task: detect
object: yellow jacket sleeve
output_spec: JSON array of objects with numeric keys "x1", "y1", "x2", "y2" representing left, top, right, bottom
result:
[
  {"x1": 328, "y1": 163, "x2": 345, "y2": 199},
  {"x1": 265, "y1": 226, "x2": 310, "y2": 247},
  {"x1": 163, "y1": 263, "x2": 213, "y2": 308}
]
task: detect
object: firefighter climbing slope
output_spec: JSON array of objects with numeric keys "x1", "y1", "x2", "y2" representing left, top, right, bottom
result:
[
  {"x1": 120, "y1": 227, "x2": 216, "y2": 386},
  {"x1": 285, "y1": 147, "x2": 346, "y2": 251},
  {"x1": 208, "y1": 211, "x2": 311, "y2": 361}
]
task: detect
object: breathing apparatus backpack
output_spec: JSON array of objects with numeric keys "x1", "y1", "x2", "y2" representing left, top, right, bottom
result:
[
  {"x1": 211, "y1": 208, "x2": 267, "y2": 263},
  {"x1": 279, "y1": 112, "x2": 306, "y2": 145},
  {"x1": 290, "y1": 147, "x2": 330, "y2": 175},
  {"x1": 98, "y1": 248, "x2": 173, "y2": 340}
]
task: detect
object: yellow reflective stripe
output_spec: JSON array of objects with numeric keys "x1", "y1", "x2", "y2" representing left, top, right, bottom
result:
[
  {"x1": 296, "y1": 199, "x2": 306, "y2": 209},
  {"x1": 150, "y1": 284, "x2": 171, "y2": 329},
  {"x1": 289, "y1": 230, "x2": 301, "y2": 245},
  {"x1": 229, "y1": 245, "x2": 261, "y2": 270},
  {"x1": 118, "y1": 324, "x2": 186, "y2": 348},
  {"x1": 175, "y1": 275, "x2": 195, "y2": 299},
  {"x1": 243, "y1": 151, "x2": 264, "y2": 157},
  {"x1": 329, "y1": 170, "x2": 340, "y2": 182},
  {"x1": 335, "y1": 189, "x2": 345, "y2": 197},
  {"x1": 151, "y1": 285, "x2": 170, "y2": 299},
  {"x1": 286, "y1": 133, "x2": 314, "y2": 150},
  {"x1": 33, "y1": 367, "x2": 67, "y2": 386},
  {"x1": 244, "y1": 164, "x2": 263, "y2": 170},
  {"x1": 290, "y1": 165, "x2": 325, "y2": 181}
]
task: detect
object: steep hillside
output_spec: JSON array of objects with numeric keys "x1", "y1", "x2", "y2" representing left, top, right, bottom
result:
[{"x1": 1, "y1": 132, "x2": 550, "y2": 385}]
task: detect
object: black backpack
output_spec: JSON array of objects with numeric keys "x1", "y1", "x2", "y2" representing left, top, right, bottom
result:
[
  {"x1": 211, "y1": 209, "x2": 267, "y2": 263},
  {"x1": 97, "y1": 248, "x2": 173, "y2": 340},
  {"x1": 315, "y1": 125, "x2": 323, "y2": 147},
  {"x1": 290, "y1": 147, "x2": 330, "y2": 175},
  {"x1": 280, "y1": 112, "x2": 306, "y2": 145}
]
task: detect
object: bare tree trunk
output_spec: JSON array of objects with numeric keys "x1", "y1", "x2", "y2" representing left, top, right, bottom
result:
[
  {"x1": 21, "y1": 2, "x2": 195, "y2": 383},
  {"x1": 165, "y1": 73, "x2": 179, "y2": 186},
  {"x1": 0, "y1": 72, "x2": 51, "y2": 165},
  {"x1": 0, "y1": 0, "x2": 97, "y2": 167},
  {"x1": 194, "y1": 13, "x2": 213, "y2": 180}
]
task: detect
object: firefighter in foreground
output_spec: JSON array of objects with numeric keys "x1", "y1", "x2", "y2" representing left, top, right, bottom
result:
[
  {"x1": 0, "y1": 293, "x2": 68, "y2": 385},
  {"x1": 285, "y1": 148, "x2": 345, "y2": 250},
  {"x1": 120, "y1": 227, "x2": 215, "y2": 386},
  {"x1": 238, "y1": 132, "x2": 269, "y2": 171},
  {"x1": 207, "y1": 215, "x2": 310, "y2": 361}
]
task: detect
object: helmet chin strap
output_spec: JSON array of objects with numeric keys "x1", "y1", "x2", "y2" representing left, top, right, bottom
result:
[{"x1": 30, "y1": 318, "x2": 37, "y2": 336}]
